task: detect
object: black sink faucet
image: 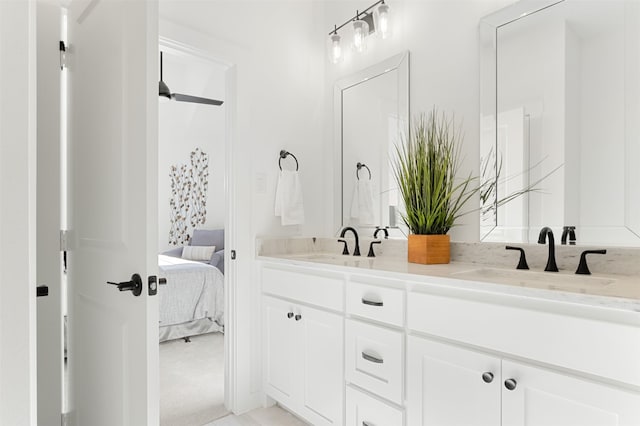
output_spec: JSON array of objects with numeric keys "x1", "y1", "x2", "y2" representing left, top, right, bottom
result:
[
  {"x1": 538, "y1": 227, "x2": 559, "y2": 272},
  {"x1": 339, "y1": 226, "x2": 361, "y2": 256},
  {"x1": 373, "y1": 226, "x2": 389, "y2": 239},
  {"x1": 561, "y1": 226, "x2": 576, "y2": 245}
]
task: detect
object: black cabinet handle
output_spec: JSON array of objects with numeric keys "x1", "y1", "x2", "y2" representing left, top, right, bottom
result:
[
  {"x1": 287, "y1": 312, "x2": 294, "y2": 319},
  {"x1": 295, "y1": 314, "x2": 302, "y2": 321},
  {"x1": 482, "y1": 372, "x2": 494, "y2": 383},
  {"x1": 504, "y1": 378, "x2": 517, "y2": 390},
  {"x1": 36, "y1": 285, "x2": 49, "y2": 297},
  {"x1": 362, "y1": 352, "x2": 384, "y2": 364},
  {"x1": 363, "y1": 422, "x2": 374, "y2": 426},
  {"x1": 361, "y1": 298, "x2": 383, "y2": 307}
]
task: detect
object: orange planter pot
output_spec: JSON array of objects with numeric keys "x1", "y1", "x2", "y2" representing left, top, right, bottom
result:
[{"x1": 407, "y1": 234, "x2": 450, "y2": 264}]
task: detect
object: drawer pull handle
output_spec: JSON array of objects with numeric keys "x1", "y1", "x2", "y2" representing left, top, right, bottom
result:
[
  {"x1": 295, "y1": 314, "x2": 302, "y2": 321},
  {"x1": 482, "y1": 372, "x2": 494, "y2": 383},
  {"x1": 363, "y1": 422, "x2": 375, "y2": 426},
  {"x1": 362, "y1": 352, "x2": 384, "y2": 364},
  {"x1": 361, "y1": 298, "x2": 383, "y2": 307},
  {"x1": 504, "y1": 378, "x2": 517, "y2": 391},
  {"x1": 287, "y1": 312, "x2": 294, "y2": 319}
]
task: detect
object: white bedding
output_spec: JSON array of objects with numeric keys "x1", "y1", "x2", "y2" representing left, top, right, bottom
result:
[{"x1": 158, "y1": 255, "x2": 224, "y2": 341}]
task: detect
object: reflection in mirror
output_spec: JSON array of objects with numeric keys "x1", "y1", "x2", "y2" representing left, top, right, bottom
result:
[
  {"x1": 480, "y1": 0, "x2": 640, "y2": 246},
  {"x1": 334, "y1": 51, "x2": 410, "y2": 237}
]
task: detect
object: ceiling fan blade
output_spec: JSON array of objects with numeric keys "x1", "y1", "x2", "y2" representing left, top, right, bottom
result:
[{"x1": 172, "y1": 93, "x2": 224, "y2": 106}]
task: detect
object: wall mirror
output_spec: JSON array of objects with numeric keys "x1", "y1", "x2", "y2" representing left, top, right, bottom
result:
[
  {"x1": 334, "y1": 51, "x2": 410, "y2": 237},
  {"x1": 480, "y1": 0, "x2": 640, "y2": 246}
]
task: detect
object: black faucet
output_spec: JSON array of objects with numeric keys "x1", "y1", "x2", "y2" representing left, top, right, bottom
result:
[
  {"x1": 538, "y1": 227, "x2": 559, "y2": 272},
  {"x1": 339, "y1": 227, "x2": 361, "y2": 256},
  {"x1": 373, "y1": 226, "x2": 389, "y2": 239},
  {"x1": 561, "y1": 226, "x2": 576, "y2": 245}
]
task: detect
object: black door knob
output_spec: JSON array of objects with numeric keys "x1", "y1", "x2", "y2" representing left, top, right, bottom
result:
[
  {"x1": 482, "y1": 372, "x2": 494, "y2": 383},
  {"x1": 287, "y1": 312, "x2": 294, "y2": 319},
  {"x1": 107, "y1": 273, "x2": 143, "y2": 297},
  {"x1": 504, "y1": 378, "x2": 517, "y2": 390}
]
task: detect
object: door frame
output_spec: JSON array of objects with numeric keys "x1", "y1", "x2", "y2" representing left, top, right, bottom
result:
[{"x1": 158, "y1": 36, "x2": 238, "y2": 412}]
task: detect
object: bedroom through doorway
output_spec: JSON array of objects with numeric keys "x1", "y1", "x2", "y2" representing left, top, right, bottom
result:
[{"x1": 157, "y1": 43, "x2": 230, "y2": 426}]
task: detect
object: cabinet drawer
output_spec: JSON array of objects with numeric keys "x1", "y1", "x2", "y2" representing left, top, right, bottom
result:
[
  {"x1": 408, "y1": 291, "x2": 640, "y2": 387},
  {"x1": 347, "y1": 281, "x2": 404, "y2": 327},
  {"x1": 346, "y1": 319, "x2": 404, "y2": 404},
  {"x1": 262, "y1": 264, "x2": 344, "y2": 311},
  {"x1": 346, "y1": 386, "x2": 404, "y2": 426}
]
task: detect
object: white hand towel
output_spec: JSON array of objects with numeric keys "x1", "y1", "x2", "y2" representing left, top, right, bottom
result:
[
  {"x1": 350, "y1": 179, "x2": 375, "y2": 225},
  {"x1": 275, "y1": 170, "x2": 305, "y2": 225}
]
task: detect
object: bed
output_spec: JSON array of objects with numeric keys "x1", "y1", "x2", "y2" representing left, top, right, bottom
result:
[{"x1": 158, "y1": 254, "x2": 224, "y2": 342}]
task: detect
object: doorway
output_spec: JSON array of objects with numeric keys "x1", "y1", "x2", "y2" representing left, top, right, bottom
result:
[{"x1": 157, "y1": 41, "x2": 231, "y2": 426}]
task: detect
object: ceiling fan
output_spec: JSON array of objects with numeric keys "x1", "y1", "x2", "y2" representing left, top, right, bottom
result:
[{"x1": 159, "y1": 51, "x2": 224, "y2": 106}]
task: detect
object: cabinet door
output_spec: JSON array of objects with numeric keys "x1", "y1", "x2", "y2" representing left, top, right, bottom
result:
[
  {"x1": 299, "y1": 304, "x2": 344, "y2": 426},
  {"x1": 407, "y1": 336, "x2": 501, "y2": 426},
  {"x1": 263, "y1": 295, "x2": 298, "y2": 404},
  {"x1": 502, "y1": 360, "x2": 640, "y2": 426}
]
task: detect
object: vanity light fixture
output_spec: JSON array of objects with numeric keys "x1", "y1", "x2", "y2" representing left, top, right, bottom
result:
[{"x1": 328, "y1": 0, "x2": 391, "y2": 62}]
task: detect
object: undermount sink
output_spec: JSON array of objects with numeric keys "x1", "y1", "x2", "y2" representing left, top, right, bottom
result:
[{"x1": 452, "y1": 267, "x2": 616, "y2": 290}]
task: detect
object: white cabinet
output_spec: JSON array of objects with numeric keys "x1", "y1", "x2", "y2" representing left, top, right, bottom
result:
[
  {"x1": 407, "y1": 336, "x2": 501, "y2": 426},
  {"x1": 346, "y1": 386, "x2": 404, "y2": 426},
  {"x1": 263, "y1": 294, "x2": 343, "y2": 426},
  {"x1": 408, "y1": 336, "x2": 640, "y2": 426},
  {"x1": 502, "y1": 360, "x2": 640, "y2": 426}
]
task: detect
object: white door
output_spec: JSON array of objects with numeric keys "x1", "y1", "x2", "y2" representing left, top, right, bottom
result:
[
  {"x1": 66, "y1": 1, "x2": 158, "y2": 425},
  {"x1": 407, "y1": 336, "x2": 501, "y2": 426},
  {"x1": 502, "y1": 360, "x2": 640, "y2": 426},
  {"x1": 36, "y1": 1, "x2": 63, "y2": 425}
]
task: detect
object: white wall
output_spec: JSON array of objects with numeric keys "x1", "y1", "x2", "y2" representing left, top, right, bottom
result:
[
  {"x1": 159, "y1": 0, "x2": 326, "y2": 413},
  {"x1": 158, "y1": 48, "x2": 226, "y2": 252},
  {"x1": 323, "y1": 0, "x2": 512, "y2": 242},
  {"x1": 159, "y1": 0, "x2": 515, "y2": 414}
]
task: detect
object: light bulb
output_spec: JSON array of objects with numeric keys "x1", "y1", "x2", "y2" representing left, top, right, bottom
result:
[
  {"x1": 329, "y1": 33, "x2": 342, "y2": 64},
  {"x1": 353, "y1": 19, "x2": 369, "y2": 52},
  {"x1": 375, "y1": 3, "x2": 390, "y2": 39}
]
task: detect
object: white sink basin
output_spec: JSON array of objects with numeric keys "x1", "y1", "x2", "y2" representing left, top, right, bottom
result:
[{"x1": 452, "y1": 267, "x2": 615, "y2": 290}]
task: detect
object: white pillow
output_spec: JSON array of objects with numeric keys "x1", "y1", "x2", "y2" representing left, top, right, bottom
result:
[{"x1": 182, "y1": 245, "x2": 216, "y2": 261}]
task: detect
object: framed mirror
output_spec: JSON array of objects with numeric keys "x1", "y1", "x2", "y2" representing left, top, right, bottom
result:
[
  {"x1": 334, "y1": 51, "x2": 410, "y2": 237},
  {"x1": 480, "y1": 0, "x2": 640, "y2": 246}
]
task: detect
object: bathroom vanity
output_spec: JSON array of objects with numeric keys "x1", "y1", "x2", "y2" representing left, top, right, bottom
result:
[{"x1": 258, "y1": 243, "x2": 640, "y2": 426}]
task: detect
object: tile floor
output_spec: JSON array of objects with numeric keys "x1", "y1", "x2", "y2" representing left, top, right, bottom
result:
[{"x1": 206, "y1": 405, "x2": 308, "y2": 426}]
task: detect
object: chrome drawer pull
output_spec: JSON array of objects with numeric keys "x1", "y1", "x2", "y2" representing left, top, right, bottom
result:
[
  {"x1": 361, "y1": 298, "x2": 383, "y2": 307},
  {"x1": 362, "y1": 351, "x2": 384, "y2": 364}
]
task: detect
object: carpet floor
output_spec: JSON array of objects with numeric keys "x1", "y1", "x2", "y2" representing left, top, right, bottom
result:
[{"x1": 160, "y1": 332, "x2": 228, "y2": 426}]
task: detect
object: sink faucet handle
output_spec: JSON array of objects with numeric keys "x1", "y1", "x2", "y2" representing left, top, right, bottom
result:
[
  {"x1": 575, "y1": 249, "x2": 607, "y2": 275},
  {"x1": 561, "y1": 226, "x2": 577, "y2": 245},
  {"x1": 337, "y1": 239, "x2": 349, "y2": 255},
  {"x1": 368, "y1": 240, "x2": 382, "y2": 257},
  {"x1": 505, "y1": 246, "x2": 529, "y2": 270}
]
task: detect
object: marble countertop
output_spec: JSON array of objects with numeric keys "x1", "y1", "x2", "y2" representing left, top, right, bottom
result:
[{"x1": 256, "y1": 237, "x2": 640, "y2": 314}]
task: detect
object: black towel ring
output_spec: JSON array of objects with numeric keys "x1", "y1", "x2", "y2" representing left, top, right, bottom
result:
[
  {"x1": 279, "y1": 150, "x2": 299, "y2": 171},
  {"x1": 356, "y1": 162, "x2": 371, "y2": 180}
]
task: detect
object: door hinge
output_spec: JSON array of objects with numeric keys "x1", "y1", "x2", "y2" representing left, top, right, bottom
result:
[{"x1": 59, "y1": 40, "x2": 67, "y2": 70}]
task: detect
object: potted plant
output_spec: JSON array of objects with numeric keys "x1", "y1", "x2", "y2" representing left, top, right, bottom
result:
[{"x1": 392, "y1": 108, "x2": 479, "y2": 264}]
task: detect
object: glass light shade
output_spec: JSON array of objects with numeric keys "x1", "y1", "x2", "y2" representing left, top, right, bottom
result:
[
  {"x1": 328, "y1": 33, "x2": 342, "y2": 64},
  {"x1": 352, "y1": 19, "x2": 369, "y2": 52},
  {"x1": 375, "y1": 3, "x2": 391, "y2": 39}
]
